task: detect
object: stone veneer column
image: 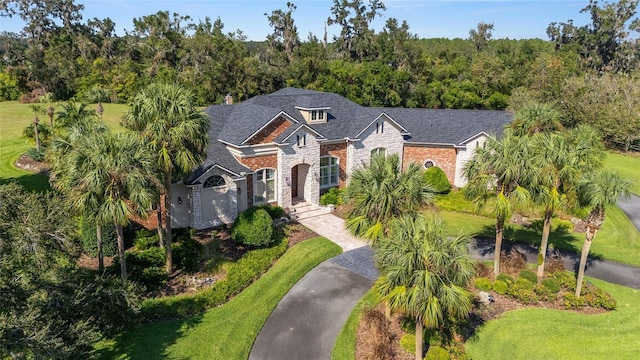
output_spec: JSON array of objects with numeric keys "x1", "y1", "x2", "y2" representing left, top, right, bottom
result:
[{"x1": 191, "y1": 186, "x2": 203, "y2": 229}]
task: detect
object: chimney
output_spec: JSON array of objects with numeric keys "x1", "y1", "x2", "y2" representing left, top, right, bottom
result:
[{"x1": 224, "y1": 93, "x2": 233, "y2": 105}]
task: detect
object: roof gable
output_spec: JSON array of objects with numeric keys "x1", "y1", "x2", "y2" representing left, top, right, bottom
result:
[
  {"x1": 355, "y1": 112, "x2": 409, "y2": 139},
  {"x1": 243, "y1": 112, "x2": 296, "y2": 145}
]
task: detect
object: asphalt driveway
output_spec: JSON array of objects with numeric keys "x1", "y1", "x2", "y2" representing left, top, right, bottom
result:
[{"x1": 619, "y1": 193, "x2": 640, "y2": 232}]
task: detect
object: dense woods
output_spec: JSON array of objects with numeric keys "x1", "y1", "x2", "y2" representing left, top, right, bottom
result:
[{"x1": 1, "y1": 0, "x2": 639, "y2": 150}]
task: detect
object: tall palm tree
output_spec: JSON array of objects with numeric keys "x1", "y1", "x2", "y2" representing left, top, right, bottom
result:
[
  {"x1": 530, "y1": 126, "x2": 605, "y2": 279},
  {"x1": 123, "y1": 83, "x2": 209, "y2": 273},
  {"x1": 51, "y1": 129, "x2": 157, "y2": 280},
  {"x1": 464, "y1": 129, "x2": 534, "y2": 276},
  {"x1": 574, "y1": 170, "x2": 630, "y2": 297},
  {"x1": 48, "y1": 119, "x2": 110, "y2": 271},
  {"x1": 374, "y1": 214, "x2": 474, "y2": 360},
  {"x1": 343, "y1": 153, "x2": 434, "y2": 245}
]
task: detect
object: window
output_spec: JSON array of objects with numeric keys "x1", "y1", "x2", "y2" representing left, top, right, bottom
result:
[
  {"x1": 371, "y1": 147, "x2": 386, "y2": 158},
  {"x1": 254, "y1": 168, "x2": 276, "y2": 204},
  {"x1": 376, "y1": 121, "x2": 384, "y2": 134},
  {"x1": 320, "y1": 156, "x2": 339, "y2": 188},
  {"x1": 311, "y1": 110, "x2": 324, "y2": 122},
  {"x1": 296, "y1": 131, "x2": 306, "y2": 147},
  {"x1": 424, "y1": 160, "x2": 435, "y2": 169},
  {"x1": 203, "y1": 175, "x2": 225, "y2": 188}
]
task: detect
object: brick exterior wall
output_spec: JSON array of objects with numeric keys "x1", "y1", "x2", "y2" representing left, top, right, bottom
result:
[
  {"x1": 403, "y1": 145, "x2": 457, "y2": 184},
  {"x1": 238, "y1": 154, "x2": 278, "y2": 171},
  {"x1": 247, "y1": 117, "x2": 292, "y2": 145},
  {"x1": 320, "y1": 142, "x2": 348, "y2": 188}
]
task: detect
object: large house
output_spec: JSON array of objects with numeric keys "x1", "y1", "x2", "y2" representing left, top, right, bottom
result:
[{"x1": 169, "y1": 87, "x2": 512, "y2": 230}]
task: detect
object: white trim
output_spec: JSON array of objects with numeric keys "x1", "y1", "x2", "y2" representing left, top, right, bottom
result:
[
  {"x1": 458, "y1": 131, "x2": 491, "y2": 146},
  {"x1": 253, "y1": 168, "x2": 277, "y2": 204},
  {"x1": 355, "y1": 113, "x2": 409, "y2": 138},
  {"x1": 241, "y1": 111, "x2": 298, "y2": 145},
  {"x1": 280, "y1": 124, "x2": 326, "y2": 142},
  {"x1": 190, "y1": 164, "x2": 244, "y2": 185},
  {"x1": 294, "y1": 106, "x2": 331, "y2": 111},
  {"x1": 404, "y1": 141, "x2": 461, "y2": 148}
]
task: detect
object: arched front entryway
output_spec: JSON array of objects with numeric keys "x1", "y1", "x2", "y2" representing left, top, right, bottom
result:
[{"x1": 291, "y1": 163, "x2": 311, "y2": 204}]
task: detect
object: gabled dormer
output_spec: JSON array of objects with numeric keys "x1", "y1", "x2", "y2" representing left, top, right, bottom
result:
[{"x1": 296, "y1": 106, "x2": 330, "y2": 124}]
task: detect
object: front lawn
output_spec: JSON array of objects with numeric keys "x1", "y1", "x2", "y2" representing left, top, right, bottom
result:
[
  {"x1": 465, "y1": 278, "x2": 640, "y2": 359},
  {"x1": 605, "y1": 152, "x2": 640, "y2": 195},
  {"x1": 0, "y1": 101, "x2": 127, "y2": 191},
  {"x1": 95, "y1": 237, "x2": 342, "y2": 360}
]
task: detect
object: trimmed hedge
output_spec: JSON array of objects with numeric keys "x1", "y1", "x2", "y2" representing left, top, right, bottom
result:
[
  {"x1": 519, "y1": 270, "x2": 537, "y2": 284},
  {"x1": 139, "y1": 239, "x2": 288, "y2": 321},
  {"x1": 474, "y1": 277, "x2": 493, "y2": 291},
  {"x1": 423, "y1": 166, "x2": 451, "y2": 194},
  {"x1": 231, "y1": 207, "x2": 275, "y2": 247},
  {"x1": 493, "y1": 280, "x2": 509, "y2": 295},
  {"x1": 496, "y1": 273, "x2": 515, "y2": 286},
  {"x1": 399, "y1": 334, "x2": 416, "y2": 354},
  {"x1": 425, "y1": 345, "x2": 450, "y2": 360}
]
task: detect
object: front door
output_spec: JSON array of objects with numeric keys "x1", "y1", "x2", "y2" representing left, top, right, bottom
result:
[{"x1": 291, "y1": 166, "x2": 299, "y2": 198}]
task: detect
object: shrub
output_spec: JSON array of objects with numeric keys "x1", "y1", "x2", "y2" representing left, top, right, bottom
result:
[
  {"x1": 563, "y1": 293, "x2": 586, "y2": 309},
  {"x1": 533, "y1": 284, "x2": 553, "y2": 301},
  {"x1": 423, "y1": 166, "x2": 451, "y2": 194},
  {"x1": 493, "y1": 280, "x2": 508, "y2": 295},
  {"x1": 582, "y1": 284, "x2": 617, "y2": 310},
  {"x1": 399, "y1": 334, "x2": 416, "y2": 354},
  {"x1": 400, "y1": 316, "x2": 416, "y2": 334},
  {"x1": 231, "y1": 207, "x2": 274, "y2": 247},
  {"x1": 125, "y1": 247, "x2": 166, "y2": 276},
  {"x1": 320, "y1": 187, "x2": 343, "y2": 205},
  {"x1": 139, "y1": 267, "x2": 168, "y2": 289},
  {"x1": 496, "y1": 273, "x2": 515, "y2": 286},
  {"x1": 425, "y1": 345, "x2": 450, "y2": 360},
  {"x1": 80, "y1": 218, "x2": 117, "y2": 257},
  {"x1": 173, "y1": 237, "x2": 204, "y2": 273},
  {"x1": 551, "y1": 271, "x2": 576, "y2": 291},
  {"x1": 513, "y1": 277, "x2": 534, "y2": 290},
  {"x1": 541, "y1": 278, "x2": 561, "y2": 293},
  {"x1": 473, "y1": 262, "x2": 492, "y2": 278},
  {"x1": 139, "y1": 239, "x2": 287, "y2": 321},
  {"x1": 474, "y1": 277, "x2": 493, "y2": 291},
  {"x1": 519, "y1": 270, "x2": 537, "y2": 284},
  {"x1": 25, "y1": 147, "x2": 47, "y2": 162},
  {"x1": 256, "y1": 204, "x2": 285, "y2": 219},
  {"x1": 135, "y1": 234, "x2": 159, "y2": 250}
]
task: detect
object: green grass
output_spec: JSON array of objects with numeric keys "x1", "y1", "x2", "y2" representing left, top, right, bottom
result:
[
  {"x1": 331, "y1": 289, "x2": 377, "y2": 360},
  {"x1": 95, "y1": 237, "x2": 342, "y2": 360},
  {"x1": 465, "y1": 278, "x2": 640, "y2": 359},
  {"x1": 605, "y1": 152, "x2": 640, "y2": 195},
  {"x1": 438, "y1": 205, "x2": 640, "y2": 267},
  {"x1": 0, "y1": 101, "x2": 127, "y2": 191}
]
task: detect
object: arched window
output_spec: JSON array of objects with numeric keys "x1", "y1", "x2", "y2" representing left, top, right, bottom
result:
[
  {"x1": 320, "y1": 156, "x2": 339, "y2": 188},
  {"x1": 203, "y1": 175, "x2": 226, "y2": 188},
  {"x1": 371, "y1": 147, "x2": 386, "y2": 158},
  {"x1": 254, "y1": 168, "x2": 276, "y2": 204},
  {"x1": 424, "y1": 160, "x2": 436, "y2": 169}
]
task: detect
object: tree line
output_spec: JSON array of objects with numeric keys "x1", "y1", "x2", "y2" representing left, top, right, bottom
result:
[{"x1": 1, "y1": 0, "x2": 640, "y2": 150}]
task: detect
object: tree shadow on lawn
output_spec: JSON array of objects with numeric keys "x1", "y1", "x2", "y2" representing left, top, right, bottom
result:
[
  {"x1": 0, "y1": 173, "x2": 50, "y2": 192},
  {"x1": 95, "y1": 314, "x2": 204, "y2": 360},
  {"x1": 472, "y1": 223, "x2": 604, "y2": 273}
]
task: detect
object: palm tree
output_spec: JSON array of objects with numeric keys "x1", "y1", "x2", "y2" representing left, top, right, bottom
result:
[
  {"x1": 511, "y1": 102, "x2": 563, "y2": 136},
  {"x1": 123, "y1": 82, "x2": 209, "y2": 274},
  {"x1": 463, "y1": 129, "x2": 534, "y2": 276},
  {"x1": 55, "y1": 100, "x2": 97, "y2": 131},
  {"x1": 374, "y1": 214, "x2": 474, "y2": 360},
  {"x1": 343, "y1": 153, "x2": 435, "y2": 245},
  {"x1": 574, "y1": 170, "x2": 630, "y2": 297},
  {"x1": 29, "y1": 105, "x2": 44, "y2": 152},
  {"x1": 51, "y1": 129, "x2": 157, "y2": 280},
  {"x1": 530, "y1": 126, "x2": 605, "y2": 279}
]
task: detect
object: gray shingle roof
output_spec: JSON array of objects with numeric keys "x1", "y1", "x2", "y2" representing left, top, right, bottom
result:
[{"x1": 188, "y1": 88, "x2": 513, "y2": 183}]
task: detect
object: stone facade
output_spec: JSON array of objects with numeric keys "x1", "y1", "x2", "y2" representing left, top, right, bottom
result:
[
  {"x1": 454, "y1": 134, "x2": 487, "y2": 187},
  {"x1": 402, "y1": 145, "x2": 458, "y2": 184},
  {"x1": 347, "y1": 117, "x2": 404, "y2": 178},
  {"x1": 277, "y1": 127, "x2": 321, "y2": 209}
]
